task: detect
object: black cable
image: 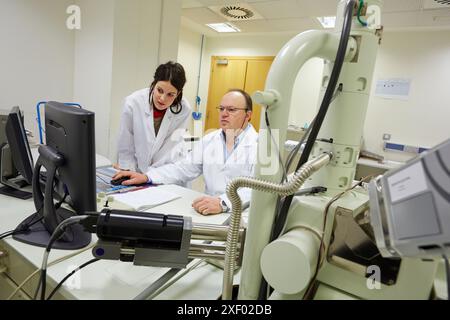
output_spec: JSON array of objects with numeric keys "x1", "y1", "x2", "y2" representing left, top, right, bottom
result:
[
  {"x1": 46, "y1": 258, "x2": 100, "y2": 300},
  {"x1": 285, "y1": 119, "x2": 314, "y2": 175},
  {"x1": 33, "y1": 271, "x2": 43, "y2": 300},
  {"x1": 272, "y1": 0, "x2": 356, "y2": 242},
  {"x1": 0, "y1": 231, "x2": 14, "y2": 240},
  {"x1": 39, "y1": 227, "x2": 67, "y2": 300},
  {"x1": 0, "y1": 206, "x2": 44, "y2": 241},
  {"x1": 265, "y1": 108, "x2": 288, "y2": 182},
  {"x1": 284, "y1": 84, "x2": 342, "y2": 176},
  {"x1": 38, "y1": 216, "x2": 87, "y2": 300},
  {"x1": 54, "y1": 192, "x2": 68, "y2": 210}
]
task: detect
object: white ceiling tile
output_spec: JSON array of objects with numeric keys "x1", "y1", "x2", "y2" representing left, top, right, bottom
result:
[
  {"x1": 182, "y1": 0, "x2": 205, "y2": 9},
  {"x1": 250, "y1": 0, "x2": 305, "y2": 19},
  {"x1": 382, "y1": 11, "x2": 421, "y2": 28},
  {"x1": 295, "y1": 0, "x2": 341, "y2": 17},
  {"x1": 382, "y1": 0, "x2": 422, "y2": 13},
  {"x1": 269, "y1": 17, "x2": 317, "y2": 32},
  {"x1": 182, "y1": 7, "x2": 227, "y2": 24},
  {"x1": 419, "y1": 9, "x2": 450, "y2": 26},
  {"x1": 232, "y1": 19, "x2": 273, "y2": 32}
]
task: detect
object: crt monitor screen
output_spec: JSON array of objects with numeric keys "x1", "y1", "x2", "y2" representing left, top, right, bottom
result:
[{"x1": 5, "y1": 106, "x2": 34, "y2": 184}]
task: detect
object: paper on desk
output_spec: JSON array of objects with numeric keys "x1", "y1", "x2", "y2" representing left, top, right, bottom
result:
[
  {"x1": 111, "y1": 187, "x2": 181, "y2": 211},
  {"x1": 105, "y1": 261, "x2": 169, "y2": 286}
]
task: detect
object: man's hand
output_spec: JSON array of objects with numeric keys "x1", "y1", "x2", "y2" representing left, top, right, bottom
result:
[
  {"x1": 112, "y1": 170, "x2": 149, "y2": 186},
  {"x1": 192, "y1": 196, "x2": 222, "y2": 216}
]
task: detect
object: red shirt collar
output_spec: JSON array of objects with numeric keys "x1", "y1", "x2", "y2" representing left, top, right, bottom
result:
[{"x1": 153, "y1": 106, "x2": 167, "y2": 119}]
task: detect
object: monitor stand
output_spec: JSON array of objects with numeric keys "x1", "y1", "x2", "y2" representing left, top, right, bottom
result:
[
  {"x1": 0, "y1": 184, "x2": 32, "y2": 200},
  {"x1": 13, "y1": 145, "x2": 91, "y2": 250},
  {"x1": 13, "y1": 208, "x2": 92, "y2": 250},
  {"x1": 0, "y1": 144, "x2": 32, "y2": 199}
]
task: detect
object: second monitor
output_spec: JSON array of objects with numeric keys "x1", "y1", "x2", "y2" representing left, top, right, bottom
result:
[{"x1": 0, "y1": 107, "x2": 34, "y2": 199}]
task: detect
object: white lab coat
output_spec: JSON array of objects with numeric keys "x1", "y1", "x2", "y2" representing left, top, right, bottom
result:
[
  {"x1": 117, "y1": 88, "x2": 192, "y2": 173},
  {"x1": 146, "y1": 125, "x2": 258, "y2": 209}
]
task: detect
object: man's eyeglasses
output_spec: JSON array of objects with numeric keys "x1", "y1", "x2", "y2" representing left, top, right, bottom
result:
[{"x1": 216, "y1": 106, "x2": 248, "y2": 114}]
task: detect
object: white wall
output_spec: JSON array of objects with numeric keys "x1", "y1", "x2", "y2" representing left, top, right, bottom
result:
[
  {"x1": 364, "y1": 30, "x2": 450, "y2": 162},
  {"x1": 177, "y1": 28, "x2": 204, "y2": 133},
  {"x1": 72, "y1": 0, "x2": 182, "y2": 160},
  {"x1": 178, "y1": 32, "x2": 324, "y2": 133},
  {"x1": 108, "y1": 0, "x2": 182, "y2": 161},
  {"x1": 0, "y1": 0, "x2": 75, "y2": 141},
  {"x1": 108, "y1": 0, "x2": 164, "y2": 161},
  {"x1": 73, "y1": 0, "x2": 114, "y2": 157}
]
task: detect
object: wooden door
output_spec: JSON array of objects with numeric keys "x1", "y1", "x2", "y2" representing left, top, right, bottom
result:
[
  {"x1": 205, "y1": 58, "x2": 247, "y2": 131},
  {"x1": 205, "y1": 56, "x2": 274, "y2": 132},
  {"x1": 244, "y1": 59, "x2": 273, "y2": 131}
]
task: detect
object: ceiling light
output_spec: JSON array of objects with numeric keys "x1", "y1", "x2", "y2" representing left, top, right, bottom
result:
[
  {"x1": 206, "y1": 22, "x2": 241, "y2": 33},
  {"x1": 317, "y1": 16, "x2": 336, "y2": 29}
]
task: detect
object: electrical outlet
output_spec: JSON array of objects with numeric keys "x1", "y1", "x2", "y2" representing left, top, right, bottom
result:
[{"x1": 383, "y1": 133, "x2": 391, "y2": 141}]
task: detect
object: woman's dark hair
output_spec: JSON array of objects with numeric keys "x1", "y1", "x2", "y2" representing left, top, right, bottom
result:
[
  {"x1": 228, "y1": 88, "x2": 253, "y2": 111},
  {"x1": 149, "y1": 61, "x2": 187, "y2": 114}
]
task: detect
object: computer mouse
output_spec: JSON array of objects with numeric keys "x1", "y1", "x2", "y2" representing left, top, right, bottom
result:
[{"x1": 110, "y1": 176, "x2": 130, "y2": 186}]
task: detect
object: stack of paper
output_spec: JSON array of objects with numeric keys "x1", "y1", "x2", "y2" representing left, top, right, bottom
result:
[{"x1": 111, "y1": 187, "x2": 181, "y2": 211}]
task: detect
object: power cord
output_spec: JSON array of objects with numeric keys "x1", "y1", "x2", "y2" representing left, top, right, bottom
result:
[
  {"x1": 8, "y1": 243, "x2": 95, "y2": 300},
  {"x1": 357, "y1": 0, "x2": 368, "y2": 27},
  {"x1": 36, "y1": 215, "x2": 89, "y2": 300},
  {"x1": 46, "y1": 258, "x2": 100, "y2": 300},
  {"x1": 284, "y1": 84, "x2": 343, "y2": 182},
  {"x1": 0, "y1": 206, "x2": 44, "y2": 241},
  {"x1": 1, "y1": 192, "x2": 68, "y2": 242}
]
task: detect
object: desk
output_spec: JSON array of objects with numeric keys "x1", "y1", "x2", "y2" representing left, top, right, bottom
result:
[{"x1": 0, "y1": 184, "x2": 230, "y2": 300}]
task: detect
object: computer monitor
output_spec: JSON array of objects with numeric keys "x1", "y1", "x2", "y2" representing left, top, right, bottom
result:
[
  {"x1": 0, "y1": 111, "x2": 17, "y2": 178},
  {"x1": 13, "y1": 101, "x2": 96, "y2": 250},
  {"x1": 0, "y1": 107, "x2": 33, "y2": 199}
]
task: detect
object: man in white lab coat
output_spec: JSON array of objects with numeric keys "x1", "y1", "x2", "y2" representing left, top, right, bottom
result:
[{"x1": 113, "y1": 89, "x2": 258, "y2": 215}]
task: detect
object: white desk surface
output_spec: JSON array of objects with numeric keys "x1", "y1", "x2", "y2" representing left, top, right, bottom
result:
[{"x1": 0, "y1": 184, "x2": 230, "y2": 300}]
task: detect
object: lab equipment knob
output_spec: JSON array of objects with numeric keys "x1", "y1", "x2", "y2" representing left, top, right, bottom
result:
[
  {"x1": 260, "y1": 227, "x2": 320, "y2": 295},
  {"x1": 252, "y1": 90, "x2": 278, "y2": 106}
]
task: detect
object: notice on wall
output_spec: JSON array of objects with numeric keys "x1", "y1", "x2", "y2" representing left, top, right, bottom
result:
[{"x1": 375, "y1": 78, "x2": 411, "y2": 100}]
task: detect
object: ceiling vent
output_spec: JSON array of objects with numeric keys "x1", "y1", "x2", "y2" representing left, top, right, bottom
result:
[
  {"x1": 423, "y1": 0, "x2": 450, "y2": 9},
  {"x1": 209, "y1": 3, "x2": 263, "y2": 21}
]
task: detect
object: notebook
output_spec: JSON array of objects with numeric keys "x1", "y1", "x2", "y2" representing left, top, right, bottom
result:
[{"x1": 111, "y1": 186, "x2": 181, "y2": 211}]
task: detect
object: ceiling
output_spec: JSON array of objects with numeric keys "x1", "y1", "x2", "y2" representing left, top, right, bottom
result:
[{"x1": 181, "y1": 0, "x2": 450, "y2": 36}]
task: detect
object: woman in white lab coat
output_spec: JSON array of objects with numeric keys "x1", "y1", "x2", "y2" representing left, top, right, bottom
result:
[{"x1": 116, "y1": 61, "x2": 192, "y2": 173}]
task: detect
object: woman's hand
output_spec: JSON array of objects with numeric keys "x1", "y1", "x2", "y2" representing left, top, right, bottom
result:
[{"x1": 112, "y1": 170, "x2": 149, "y2": 186}]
